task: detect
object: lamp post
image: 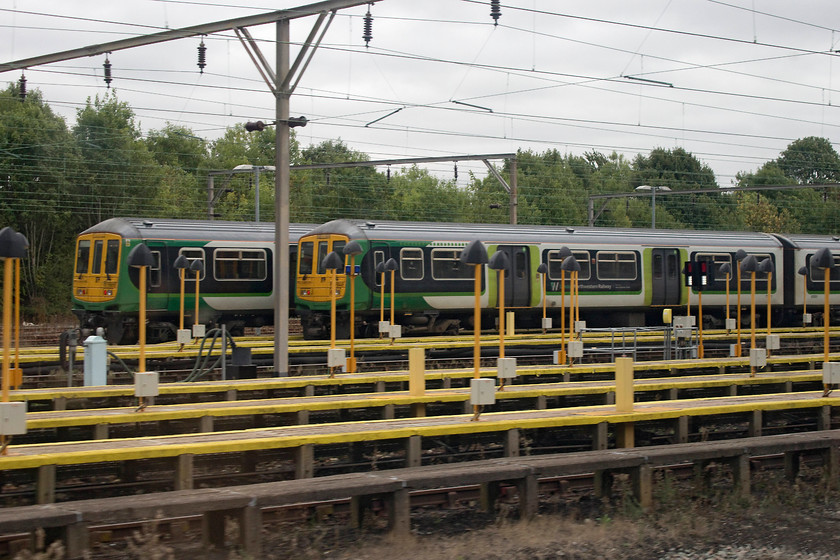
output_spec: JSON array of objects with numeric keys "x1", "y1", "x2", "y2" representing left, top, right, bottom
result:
[
  {"x1": 233, "y1": 164, "x2": 276, "y2": 223},
  {"x1": 635, "y1": 185, "x2": 671, "y2": 229}
]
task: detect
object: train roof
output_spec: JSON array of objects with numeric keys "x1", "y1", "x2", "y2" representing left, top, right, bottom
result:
[
  {"x1": 304, "y1": 219, "x2": 788, "y2": 249},
  {"x1": 775, "y1": 233, "x2": 840, "y2": 251},
  {"x1": 80, "y1": 217, "x2": 315, "y2": 243}
]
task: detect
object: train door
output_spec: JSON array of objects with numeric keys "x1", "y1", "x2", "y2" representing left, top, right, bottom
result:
[
  {"x1": 495, "y1": 245, "x2": 531, "y2": 307},
  {"x1": 650, "y1": 248, "x2": 681, "y2": 306},
  {"x1": 144, "y1": 242, "x2": 169, "y2": 311}
]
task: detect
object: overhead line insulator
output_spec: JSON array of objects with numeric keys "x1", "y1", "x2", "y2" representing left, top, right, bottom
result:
[
  {"x1": 197, "y1": 37, "x2": 207, "y2": 74},
  {"x1": 363, "y1": 4, "x2": 373, "y2": 46},
  {"x1": 103, "y1": 55, "x2": 113, "y2": 88},
  {"x1": 18, "y1": 73, "x2": 26, "y2": 101},
  {"x1": 490, "y1": 0, "x2": 501, "y2": 25}
]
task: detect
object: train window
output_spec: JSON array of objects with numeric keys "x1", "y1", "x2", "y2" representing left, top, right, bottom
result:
[
  {"x1": 694, "y1": 253, "x2": 731, "y2": 281},
  {"x1": 432, "y1": 248, "x2": 472, "y2": 280},
  {"x1": 596, "y1": 252, "x2": 637, "y2": 280},
  {"x1": 214, "y1": 249, "x2": 267, "y2": 281},
  {"x1": 373, "y1": 250, "x2": 385, "y2": 286},
  {"x1": 547, "y1": 250, "x2": 590, "y2": 281},
  {"x1": 105, "y1": 240, "x2": 120, "y2": 275},
  {"x1": 807, "y1": 254, "x2": 840, "y2": 281},
  {"x1": 149, "y1": 251, "x2": 162, "y2": 288},
  {"x1": 401, "y1": 248, "x2": 424, "y2": 280},
  {"x1": 178, "y1": 248, "x2": 205, "y2": 281},
  {"x1": 299, "y1": 242, "x2": 314, "y2": 275},
  {"x1": 332, "y1": 240, "x2": 346, "y2": 259},
  {"x1": 738, "y1": 253, "x2": 772, "y2": 287},
  {"x1": 91, "y1": 240, "x2": 104, "y2": 275},
  {"x1": 653, "y1": 254, "x2": 663, "y2": 279},
  {"x1": 76, "y1": 240, "x2": 91, "y2": 274},
  {"x1": 574, "y1": 251, "x2": 591, "y2": 280},
  {"x1": 316, "y1": 241, "x2": 330, "y2": 274},
  {"x1": 515, "y1": 251, "x2": 527, "y2": 279}
]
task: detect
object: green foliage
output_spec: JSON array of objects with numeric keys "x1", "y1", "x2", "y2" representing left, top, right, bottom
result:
[
  {"x1": 4, "y1": 83, "x2": 840, "y2": 320},
  {"x1": 775, "y1": 136, "x2": 840, "y2": 184},
  {"x1": 73, "y1": 91, "x2": 163, "y2": 223}
]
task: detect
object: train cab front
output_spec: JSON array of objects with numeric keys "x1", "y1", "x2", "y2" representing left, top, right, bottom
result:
[
  {"x1": 71, "y1": 232, "x2": 123, "y2": 339},
  {"x1": 296, "y1": 232, "x2": 350, "y2": 338}
]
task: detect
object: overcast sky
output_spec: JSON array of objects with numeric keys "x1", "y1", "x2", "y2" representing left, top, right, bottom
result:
[{"x1": 3, "y1": 0, "x2": 840, "y2": 187}]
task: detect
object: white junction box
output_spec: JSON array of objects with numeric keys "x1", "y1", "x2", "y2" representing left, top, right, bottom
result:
[
  {"x1": 176, "y1": 329, "x2": 192, "y2": 344},
  {"x1": 389, "y1": 324, "x2": 402, "y2": 339},
  {"x1": 673, "y1": 316, "x2": 694, "y2": 339},
  {"x1": 470, "y1": 378, "x2": 496, "y2": 406},
  {"x1": 574, "y1": 320, "x2": 587, "y2": 333},
  {"x1": 497, "y1": 357, "x2": 517, "y2": 380},
  {"x1": 765, "y1": 334, "x2": 780, "y2": 351},
  {"x1": 749, "y1": 348, "x2": 767, "y2": 368},
  {"x1": 567, "y1": 340, "x2": 584, "y2": 358},
  {"x1": 541, "y1": 317, "x2": 552, "y2": 330},
  {"x1": 192, "y1": 324, "x2": 206, "y2": 339},
  {"x1": 725, "y1": 318, "x2": 737, "y2": 331},
  {"x1": 823, "y1": 362, "x2": 840, "y2": 385},
  {"x1": 803, "y1": 313, "x2": 812, "y2": 325},
  {"x1": 0, "y1": 402, "x2": 26, "y2": 435},
  {"x1": 552, "y1": 350, "x2": 564, "y2": 365},
  {"x1": 135, "y1": 371, "x2": 160, "y2": 398},
  {"x1": 327, "y1": 348, "x2": 346, "y2": 368},
  {"x1": 378, "y1": 320, "x2": 390, "y2": 334}
]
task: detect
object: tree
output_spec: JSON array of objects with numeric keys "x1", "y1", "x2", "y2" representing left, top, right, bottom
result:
[
  {"x1": 206, "y1": 124, "x2": 300, "y2": 222},
  {"x1": 146, "y1": 123, "x2": 207, "y2": 173},
  {"x1": 775, "y1": 136, "x2": 840, "y2": 184},
  {"x1": 632, "y1": 147, "x2": 723, "y2": 229},
  {"x1": 73, "y1": 91, "x2": 162, "y2": 224},
  {"x1": 388, "y1": 165, "x2": 469, "y2": 222},
  {"x1": 0, "y1": 83, "x2": 81, "y2": 318},
  {"x1": 294, "y1": 139, "x2": 392, "y2": 222}
]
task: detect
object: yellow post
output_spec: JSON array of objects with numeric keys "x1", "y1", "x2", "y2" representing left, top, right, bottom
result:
[
  {"x1": 139, "y1": 265, "x2": 147, "y2": 373},
  {"x1": 330, "y1": 267, "x2": 337, "y2": 349},
  {"x1": 179, "y1": 268, "x2": 185, "y2": 332},
  {"x1": 568, "y1": 272, "x2": 575, "y2": 364},
  {"x1": 736, "y1": 265, "x2": 742, "y2": 357},
  {"x1": 348, "y1": 257, "x2": 357, "y2": 373},
  {"x1": 803, "y1": 276, "x2": 808, "y2": 319},
  {"x1": 541, "y1": 272, "x2": 547, "y2": 334},
  {"x1": 13, "y1": 258, "x2": 21, "y2": 388},
  {"x1": 194, "y1": 269, "x2": 200, "y2": 329},
  {"x1": 409, "y1": 347, "x2": 425, "y2": 397},
  {"x1": 574, "y1": 270, "x2": 580, "y2": 326},
  {"x1": 2, "y1": 258, "x2": 11, "y2": 403},
  {"x1": 1, "y1": 257, "x2": 10, "y2": 454},
  {"x1": 615, "y1": 356, "x2": 634, "y2": 413},
  {"x1": 725, "y1": 272, "x2": 731, "y2": 329},
  {"x1": 615, "y1": 356, "x2": 635, "y2": 449},
  {"x1": 379, "y1": 270, "x2": 385, "y2": 337},
  {"x1": 825, "y1": 267, "x2": 831, "y2": 369},
  {"x1": 390, "y1": 268, "x2": 396, "y2": 344},
  {"x1": 390, "y1": 269, "x2": 395, "y2": 327},
  {"x1": 560, "y1": 270, "x2": 566, "y2": 364},
  {"x1": 698, "y1": 291, "x2": 704, "y2": 359},
  {"x1": 498, "y1": 270, "x2": 505, "y2": 360},
  {"x1": 766, "y1": 271, "x2": 772, "y2": 356},
  {"x1": 750, "y1": 270, "x2": 756, "y2": 376},
  {"x1": 472, "y1": 262, "x2": 482, "y2": 418}
]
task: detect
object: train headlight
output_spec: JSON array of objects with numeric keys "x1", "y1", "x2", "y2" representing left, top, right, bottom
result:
[{"x1": 300, "y1": 289, "x2": 311, "y2": 296}]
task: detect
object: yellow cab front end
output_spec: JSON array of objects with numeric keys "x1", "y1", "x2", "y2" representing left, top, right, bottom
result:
[{"x1": 297, "y1": 233, "x2": 349, "y2": 308}]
